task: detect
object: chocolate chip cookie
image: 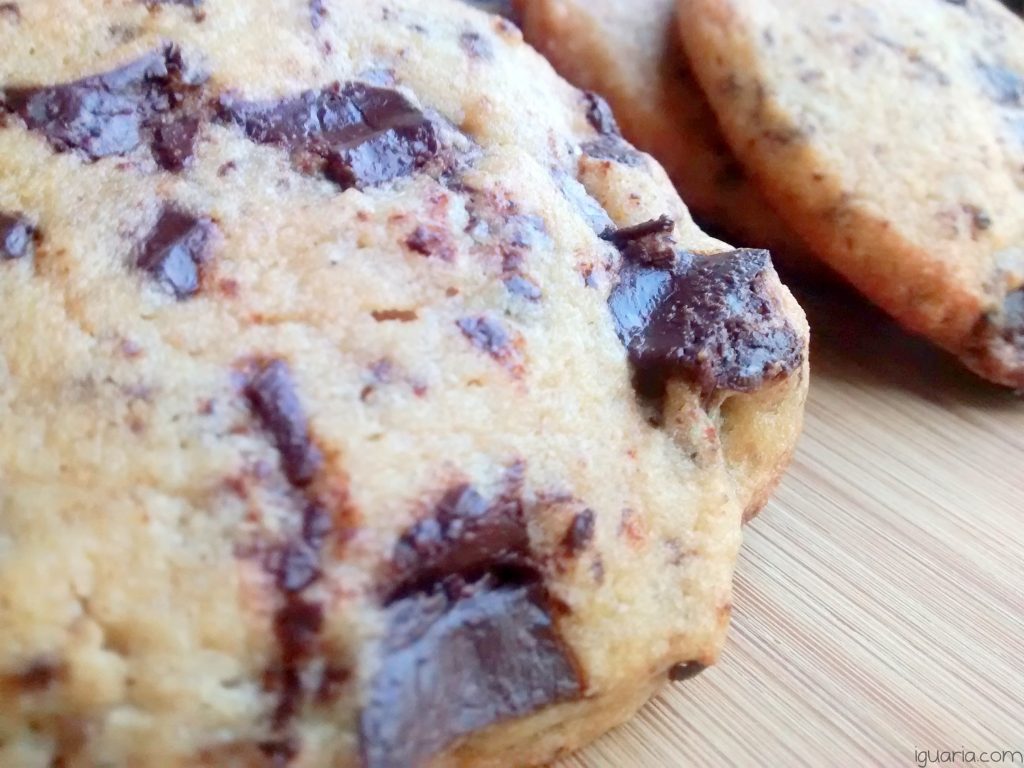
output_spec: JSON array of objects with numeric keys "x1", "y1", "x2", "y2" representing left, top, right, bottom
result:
[
  {"x1": 678, "y1": 0, "x2": 1024, "y2": 387},
  {"x1": 515, "y1": 0, "x2": 823, "y2": 282},
  {"x1": 0, "y1": 1, "x2": 808, "y2": 767}
]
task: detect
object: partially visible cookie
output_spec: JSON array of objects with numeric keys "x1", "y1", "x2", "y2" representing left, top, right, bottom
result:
[
  {"x1": 0, "y1": 1, "x2": 808, "y2": 766},
  {"x1": 678, "y1": 0, "x2": 1024, "y2": 388},
  {"x1": 515, "y1": 0, "x2": 823, "y2": 284}
]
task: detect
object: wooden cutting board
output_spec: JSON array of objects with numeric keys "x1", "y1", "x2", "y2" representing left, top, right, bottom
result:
[{"x1": 561, "y1": 283, "x2": 1024, "y2": 767}]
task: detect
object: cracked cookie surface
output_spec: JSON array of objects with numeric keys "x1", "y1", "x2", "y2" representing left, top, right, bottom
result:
[{"x1": 0, "y1": 1, "x2": 807, "y2": 766}]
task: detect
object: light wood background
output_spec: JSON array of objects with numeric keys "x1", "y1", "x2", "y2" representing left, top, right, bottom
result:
[{"x1": 562, "y1": 284, "x2": 1024, "y2": 767}]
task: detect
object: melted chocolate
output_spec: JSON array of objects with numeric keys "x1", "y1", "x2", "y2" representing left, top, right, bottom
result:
[
  {"x1": 608, "y1": 241, "x2": 802, "y2": 395},
  {"x1": 0, "y1": 212, "x2": 34, "y2": 260},
  {"x1": 219, "y1": 83, "x2": 440, "y2": 190},
  {"x1": 136, "y1": 207, "x2": 213, "y2": 298},
  {"x1": 244, "y1": 359, "x2": 323, "y2": 488},
  {"x1": 2, "y1": 47, "x2": 206, "y2": 168},
  {"x1": 360, "y1": 575, "x2": 582, "y2": 768},
  {"x1": 388, "y1": 484, "x2": 529, "y2": 600}
]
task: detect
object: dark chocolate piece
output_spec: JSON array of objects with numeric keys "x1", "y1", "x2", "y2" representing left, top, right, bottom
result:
[
  {"x1": 2, "y1": 47, "x2": 205, "y2": 166},
  {"x1": 309, "y1": 0, "x2": 326, "y2": 29},
  {"x1": 608, "y1": 247, "x2": 802, "y2": 395},
  {"x1": 457, "y1": 314, "x2": 521, "y2": 369},
  {"x1": 460, "y1": 31, "x2": 493, "y2": 60},
  {"x1": 360, "y1": 575, "x2": 582, "y2": 768},
  {"x1": 977, "y1": 59, "x2": 1024, "y2": 106},
  {"x1": 582, "y1": 135, "x2": 645, "y2": 167},
  {"x1": 583, "y1": 91, "x2": 621, "y2": 137},
  {"x1": 151, "y1": 115, "x2": 200, "y2": 171},
  {"x1": 244, "y1": 359, "x2": 323, "y2": 488},
  {"x1": 0, "y1": 3, "x2": 20, "y2": 21},
  {"x1": 562, "y1": 509, "x2": 596, "y2": 555},
  {"x1": 219, "y1": 83, "x2": 440, "y2": 190},
  {"x1": 0, "y1": 212, "x2": 34, "y2": 260},
  {"x1": 668, "y1": 661, "x2": 707, "y2": 682},
  {"x1": 601, "y1": 215, "x2": 676, "y2": 266},
  {"x1": 136, "y1": 207, "x2": 213, "y2": 298},
  {"x1": 264, "y1": 502, "x2": 332, "y2": 733},
  {"x1": 389, "y1": 484, "x2": 529, "y2": 600},
  {"x1": 406, "y1": 224, "x2": 455, "y2": 260},
  {"x1": 503, "y1": 274, "x2": 542, "y2": 300}
]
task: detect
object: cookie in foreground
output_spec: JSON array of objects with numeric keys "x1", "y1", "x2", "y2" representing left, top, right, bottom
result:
[
  {"x1": 0, "y1": 1, "x2": 807, "y2": 766},
  {"x1": 677, "y1": 0, "x2": 1024, "y2": 388}
]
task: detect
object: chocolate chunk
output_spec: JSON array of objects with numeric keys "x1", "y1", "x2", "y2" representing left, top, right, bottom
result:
[
  {"x1": 2, "y1": 47, "x2": 205, "y2": 165},
  {"x1": 406, "y1": 224, "x2": 455, "y2": 260},
  {"x1": 460, "y1": 31, "x2": 493, "y2": 60},
  {"x1": 583, "y1": 91, "x2": 621, "y2": 136},
  {"x1": 360, "y1": 575, "x2": 582, "y2": 768},
  {"x1": 978, "y1": 60, "x2": 1024, "y2": 106},
  {"x1": 0, "y1": 212, "x2": 35, "y2": 260},
  {"x1": 668, "y1": 661, "x2": 707, "y2": 682},
  {"x1": 151, "y1": 115, "x2": 200, "y2": 171},
  {"x1": 219, "y1": 83, "x2": 440, "y2": 190},
  {"x1": 975, "y1": 287, "x2": 1024, "y2": 358},
  {"x1": 136, "y1": 208, "x2": 213, "y2": 298},
  {"x1": 0, "y1": 3, "x2": 20, "y2": 21},
  {"x1": 1003, "y1": 288, "x2": 1024, "y2": 346},
  {"x1": 561, "y1": 509, "x2": 595, "y2": 555},
  {"x1": 601, "y1": 216, "x2": 677, "y2": 267},
  {"x1": 504, "y1": 274, "x2": 542, "y2": 300},
  {"x1": 457, "y1": 314, "x2": 522, "y2": 370},
  {"x1": 582, "y1": 135, "x2": 645, "y2": 167},
  {"x1": 309, "y1": 0, "x2": 326, "y2": 28},
  {"x1": 389, "y1": 484, "x2": 529, "y2": 600},
  {"x1": 244, "y1": 360, "x2": 323, "y2": 488},
  {"x1": 608, "y1": 248, "x2": 803, "y2": 395}
]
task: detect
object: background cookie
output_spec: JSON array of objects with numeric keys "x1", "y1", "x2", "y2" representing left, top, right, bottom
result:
[
  {"x1": 515, "y1": 0, "x2": 826, "y2": 284},
  {"x1": 677, "y1": 0, "x2": 1024, "y2": 388},
  {"x1": 0, "y1": 1, "x2": 807, "y2": 767}
]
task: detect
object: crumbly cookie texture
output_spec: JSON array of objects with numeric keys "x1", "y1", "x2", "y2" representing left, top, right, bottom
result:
[
  {"x1": 514, "y1": 0, "x2": 825, "y2": 284},
  {"x1": 0, "y1": 2, "x2": 807, "y2": 767},
  {"x1": 678, "y1": 0, "x2": 1024, "y2": 388}
]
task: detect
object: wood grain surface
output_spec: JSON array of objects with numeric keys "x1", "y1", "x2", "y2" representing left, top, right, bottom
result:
[{"x1": 562, "y1": 283, "x2": 1024, "y2": 767}]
